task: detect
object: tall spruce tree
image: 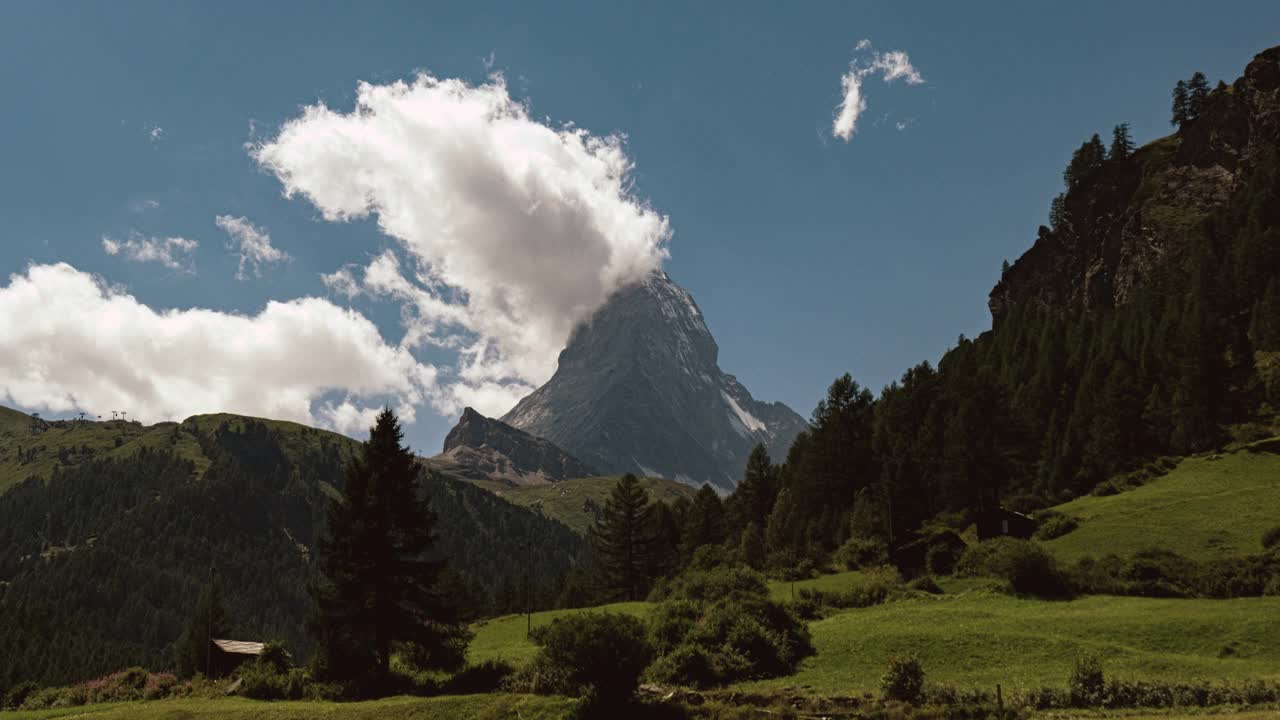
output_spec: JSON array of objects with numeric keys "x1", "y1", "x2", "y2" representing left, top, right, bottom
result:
[
  {"x1": 179, "y1": 576, "x2": 228, "y2": 677},
  {"x1": 680, "y1": 484, "x2": 728, "y2": 558},
  {"x1": 1109, "y1": 123, "x2": 1134, "y2": 161},
  {"x1": 310, "y1": 409, "x2": 468, "y2": 691},
  {"x1": 1171, "y1": 79, "x2": 1189, "y2": 127},
  {"x1": 1187, "y1": 72, "x2": 1210, "y2": 119},
  {"x1": 589, "y1": 473, "x2": 655, "y2": 601}
]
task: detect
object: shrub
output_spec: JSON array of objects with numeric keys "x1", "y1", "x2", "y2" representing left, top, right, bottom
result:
[
  {"x1": 880, "y1": 654, "x2": 925, "y2": 703},
  {"x1": 833, "y1": 536, "x2": 889, "y2": 570},
  {"x1": 4, "y1": 681, "x2": 38, "y2": 710},
  {"x1": 907, "y1": 575, "x2": 943, "y2": 594},
  {"x1": 1263, "y1": 525, "x2": 1280, "y2": 550},
  {"x1": 1068, "y1": 655, "x2": 1104, "y2": 707},
  {"x1": 523, "y1": 611, "x2": 653, "y2": 707},
  {"x1": 645, "y1": 567, "x2": 814, "y2": 688},
  {"x1": 926, "y1": 541, "x2": 961, "y2": 576},
  {"x1": 957, "y1": 538, "x2": 1069, "y2": 597},
  {"x1": 1033, "y1": 512, "x2": 1079, "y2": 540},
  {"x1": 444, "y1": 660, "x2": 515, "y2": 694}
]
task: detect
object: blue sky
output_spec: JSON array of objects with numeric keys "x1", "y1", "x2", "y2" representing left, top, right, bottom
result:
[{"x1": 2, "y1": 1, "x2": 1277, "y2": 454}]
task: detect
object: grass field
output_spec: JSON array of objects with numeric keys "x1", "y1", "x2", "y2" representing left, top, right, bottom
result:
[
  {"x1": 740, "y1": 591, "x2": 1280, "y2": 694},
  {"x1": 467, "y1": 475, "x2": 698, "y2": 534},
  {"x1": 2, "y1": 694, "x2": 577, "y2": 720},
  {"x1": 468, "y1": 585, "x2": 1280, "y2": 696},
  {"x1": 1045, "y1": 444, "x2": 1280, "y2": 562}
]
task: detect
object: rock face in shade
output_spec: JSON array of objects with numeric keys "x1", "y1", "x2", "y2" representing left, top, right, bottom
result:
[
  {"x1": 432, "y1": 407, "x2": 597, "y2": 485},
  {"x1": 500, "y1": 271, "x2": 808, "y2": 492},
  {"x1": 989, "y1": 46, "x2": 1280, "y2": 324}
]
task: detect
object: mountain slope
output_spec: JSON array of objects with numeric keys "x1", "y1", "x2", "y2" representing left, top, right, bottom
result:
[
  {"x1": 990, "y1": 46, "x2": 1280, "y2": 323},
  {"x1": 0, "y1": 406, "x2": 584, "y2": 688},
  {"x1": 430, "y1": 407, "x2": 597, "y2": 485},
  {"x1": 501, "y1": 271, "x2": 808, "y2": 492},
  {"x1": 468, "y1": 474, "x2": 699, "y2": 535}
]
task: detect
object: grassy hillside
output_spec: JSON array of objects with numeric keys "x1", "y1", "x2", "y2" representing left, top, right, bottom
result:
[
  {"x1": 2, "y1": 695, "x2": 577, "y2": 720},
  {"x1": 1045, "y1": 442, "x2": 1280, "y2": 562},
  {"x1": 467, "y1": 586, "x2": 1280, "y2": 694},
  {"x1": 0, "y1": 406, "x2": 362, "y2": 496},
  {"x1": 467, "y1": 475, "x2": 698, "y2": 534}
]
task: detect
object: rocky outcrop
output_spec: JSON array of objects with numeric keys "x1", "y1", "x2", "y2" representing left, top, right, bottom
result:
[
  {"x1": 500, "y1": 271, "x2": 808, "y2": 492},
  {"x1": 431, "y1": 407, "x2": 597, "y2": 485},
  {"x1": 990, "y1": 46, "x2": 1280, "y2": 324}
]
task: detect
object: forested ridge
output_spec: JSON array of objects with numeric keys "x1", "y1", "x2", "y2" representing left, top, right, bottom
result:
[{"x1": 0, "y1": 417, "x2": 583, "y2": 689}]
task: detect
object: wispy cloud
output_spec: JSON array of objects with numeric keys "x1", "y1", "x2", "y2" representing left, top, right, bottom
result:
[
  {"x1": 215, "y1": 215, "x2": 290, "y2": 280},
  {"x1": 147, "y1": 125, "x2": 164, "y2": 143},
  {"x1": 101, "y1": 233, "x2": 198, "y2": 272},
  {"x1": 832, "y1": 39, "x2": 925, "y2": 142}
]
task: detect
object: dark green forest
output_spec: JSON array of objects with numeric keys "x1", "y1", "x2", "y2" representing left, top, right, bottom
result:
[{"x1": 0, "y1": 419, "x2": 582, "y2": 689}]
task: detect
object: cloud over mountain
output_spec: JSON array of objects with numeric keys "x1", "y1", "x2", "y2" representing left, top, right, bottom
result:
[{"x1": 253, "y1": 71, "x2": 671, "y2": 417}]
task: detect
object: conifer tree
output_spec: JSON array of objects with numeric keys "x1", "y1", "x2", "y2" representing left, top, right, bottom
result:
[
  {"x1": 180, "y1": 578, "x2": 228, "y2": 677},
  {"x1": 589, "y1": 473, "x2": 655, "y2": 601},
  {"x1": 1187, "y1": 72, "x2": 1210, "y2": 119},
  {"x1": 310, "y1": 409, "x2": 468, "y2": 691},
  {"x1": 1171, "y1": 79, "x2": 1189, "y2": 127},
  {"x1": 680, "y1": 484, "x2": 728, "y2": 558},
  {"x1": 1109, "y1": 123, "x2": 1134, "y2": 161},
  {"x1": 1049, "y1": 193, "x2": 1067, "y2": 229},
  {"x1": 727, "y1": 444, "x2": 776, "y2": 532}
]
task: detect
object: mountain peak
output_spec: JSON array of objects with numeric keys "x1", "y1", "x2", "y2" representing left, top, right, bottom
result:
[
  {"x1": 502, "y1": 271, "x2": 807, "y2": 491},
  {"x1": 435, "y1": 407, "x2": 596, "y2": 485}
]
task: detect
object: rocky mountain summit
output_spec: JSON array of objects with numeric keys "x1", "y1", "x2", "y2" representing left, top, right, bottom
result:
[
  {"x1": 429, "y1": 407, "x2": 597, "y2": 485},
  {"x1": 499, "y1": 271, "x2": 808, "y2": 492},
  {"x1": 989, "y1": 46, "x2": 1280, "y2": 323}
]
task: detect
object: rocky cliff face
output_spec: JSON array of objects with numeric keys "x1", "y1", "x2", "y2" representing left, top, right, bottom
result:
[
  {"x1": 990, "y1": 46, "x2": 1280, "y2": 323},
  {"x1": 430, "y1": 407, "x2": 597, "y2": 485},
  {"x1": 499, "y1": 271, "x2": 808, "y2": 492}
]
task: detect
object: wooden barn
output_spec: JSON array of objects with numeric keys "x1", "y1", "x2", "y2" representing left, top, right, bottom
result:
[
  {"x1": 975, "y1": 506, "x2": 1037, "y2": 540},
  {"x1": 891, "y1": 528, "x2": 969, "y2": 578},
  {"x1": 209, "y1": 639, "x2": 265, "y2": 678}
]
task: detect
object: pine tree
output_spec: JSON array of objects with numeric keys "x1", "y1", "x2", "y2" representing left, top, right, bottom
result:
[
  {"x1": 1049, "y1": 193, "x2": 1067, "y2": 229},
  {"x1": 1109, "y1": 123, "x2": 1134, "y2": 161},
  {"x1": 589, "y1": 473, "x2": 655, "y2": 602},
  {"x1": 727, "y1": 444, "x2": 776, "y2": 532},
  {"x1": 179, "y1": 577, "x2": 228, "y2": 677},
  {"x1": 1171, "y1": 79, "x2": 1189, "y2": 127},
  {"x1": 310, "y1": 409, "x2": 468, "y2": 690},
  {"x1": 1187, "y1": 72, "x2": 1210, "y2": 120},
  {"x1": 739, "y1": 523, "x2": 765, "y2": 570},
  {"x1": 680, "y1": 484, "x2": 727, "y2": 558}
]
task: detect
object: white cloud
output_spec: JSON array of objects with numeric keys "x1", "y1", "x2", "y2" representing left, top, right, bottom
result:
[
  {"x1": 0, "y1": 263, "x2": 439, "y2": 434},
  {"x1": 832, "y1": 39, "x2": 925, "y2": 142},
  {"x1": 320, "y1": 265, "x2": 361, "y2": 300},
  {"x1": 252, "y1": 71, "x2": 671, "y2": 417},
  {"x1": 101, "y1": 233, "x2": 199, "y2": 272},
  {"x1": 215, "y1": 215, "x2": 291, "y2": 280},
  {"x1": 147, "y1": 125, "x2": 164, "y2": 143}
]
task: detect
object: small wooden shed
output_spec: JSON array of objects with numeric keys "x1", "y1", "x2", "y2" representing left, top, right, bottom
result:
[
  {"x1": 209, "y1": 639, "x2": 265, "y2": 678},
  {"x1": 975, "y1": 506, "x2": 1037, "y2": 540}
]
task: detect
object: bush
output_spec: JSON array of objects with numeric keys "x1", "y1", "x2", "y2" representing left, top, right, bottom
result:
[
  {"x1": 1263, "y1": 525, "x2": 1280, "y2": 550},
  {"x1": 1033, "y1": 512, "x2": 1079, "y2": 540},
  {"x1": 880, "y1": 654, "x2": 925, "y2": 703},
  {"x1": 925, "y1": 541, "x2": 961, "y2": 576},
  {"x1": 833, "y1": 536, "x2": 889, "y2": 570},
  {"x1": 522, "y1": 612, "x2": 653, "y2": 707},
  {"x1": 645, "y1": 567, "x2": 814, "y2": 688},
  {"x1": 957, "y1": 538, "x2": 1069, "y2": 597},
  {"x1": 907, "y1": 575, "x2": 943, "y2": 594},
  {"x1": 444, "y1": 660, "x2": 515, "y2": 695},
  {"x1": 1069, "y1": 655, "x2": 1105, "y2": 707},
  {"x1": 4, "y1": 681, "x2": 38, "y2": 710}
]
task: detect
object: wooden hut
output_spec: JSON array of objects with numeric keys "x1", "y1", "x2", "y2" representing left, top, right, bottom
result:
[{"x1": 209, "y1": 639, "x2": 265, "y2": 678}]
